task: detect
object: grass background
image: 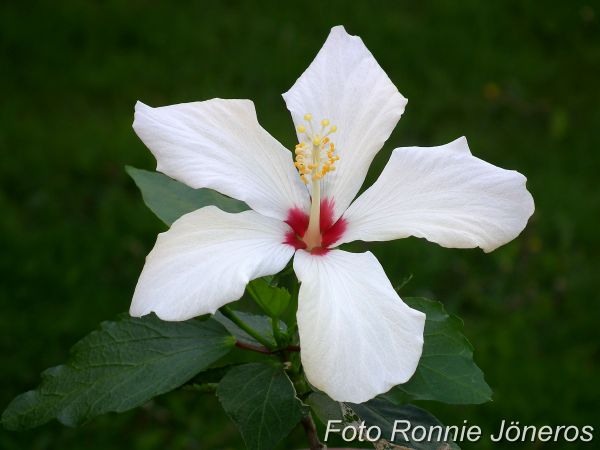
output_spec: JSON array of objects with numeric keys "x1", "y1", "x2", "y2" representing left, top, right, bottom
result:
[{"x1": 1, "y1": 1, "x2": 598, "y2": 449}]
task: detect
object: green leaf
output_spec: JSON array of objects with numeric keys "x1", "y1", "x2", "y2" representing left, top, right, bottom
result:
[
  {"x1": 2, "y1": 314, "x2": 235, "y2": 430},
  {"x1": 247, "y1": 279, "x2": 291, "y2": 318},
  {"x1": 351, "y1": 398, "x2": 460, "y2": 450},
  {"x1": 307, "y1": 393, "x2": 459, "y2": 450},
  {"x1": 217, "y1": 363, "x2": 304, "y2": 450},
  {"x1": 126, "y1": 166, "x2": 248, "y2": 225},
  {"x1": 214, "y1": 310, "x2": 286, "y2": 348},
  {"x1": 305, "y1": 392, "x2": 342, "y2": 426},
  {"x1": 387, "y1": 297, "x2": 492, "y2": 405},
  {"x1": 187, "y1": 365, "x2": 235, "y2": 385}
]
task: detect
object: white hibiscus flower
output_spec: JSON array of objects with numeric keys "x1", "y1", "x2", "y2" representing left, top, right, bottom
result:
[{"x1": 130, "y1": 26, "x2": 534, "y2": 403}]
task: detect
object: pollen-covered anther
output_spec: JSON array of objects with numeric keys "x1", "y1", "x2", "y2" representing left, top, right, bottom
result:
[{"x1": 292, "y1": 113, "x2": 340, "y2": 183}]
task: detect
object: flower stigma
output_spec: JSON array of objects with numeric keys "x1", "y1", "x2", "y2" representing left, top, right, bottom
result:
[{"x1": 293, "y1": 114, "x2": 339, "y2": 250}]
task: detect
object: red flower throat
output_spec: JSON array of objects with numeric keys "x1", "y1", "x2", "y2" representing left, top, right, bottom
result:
[{"x1": 284, "y1": 198, "x2": 347, "y2": 255}]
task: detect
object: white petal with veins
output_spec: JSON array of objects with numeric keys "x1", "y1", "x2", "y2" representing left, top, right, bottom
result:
[
  {"x1": 293, "y1": 250, "x2": 425, "y2": 403},
  {"x1": 283, "y1": 26, "x2": 407, "y2": 221},
  {"x1": 131, "y1": 206, "x2": 294, "y2": 321},
  {"x1": 134, "y1": 99, "x2": 309, "y2": 221},
  {"x1": 340, "y1": 138, "x2": 535, "y2": 252}
]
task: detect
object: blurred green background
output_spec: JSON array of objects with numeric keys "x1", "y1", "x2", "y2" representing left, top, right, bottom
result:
[{"x1": 1, "y1": 1, "x2": 598, "y2": 449}]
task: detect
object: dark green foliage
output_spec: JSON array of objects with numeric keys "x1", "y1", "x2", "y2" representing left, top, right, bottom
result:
[
  {"x1": 387, "y1": 298, "x2": 492, "y2": 405},
  {"x1": 214, "y1": 310, "x2": 286, "y2": 348},
  {"x1": 246, "y1": 279, "x2": 291, "y2": 319},
  {"x1": 351, "y1": 398, "x2": 460, "y2": 450},
  {"x1": 217, "y1": 363, "x2": 304, "y2": 450},
  {"x1": 307, "y1": 393, "x2": 460, "y2": 449},
  {"x1": 126, "y1": 166, "x2": 248, "y2": 225},
  {"x1": 306, "y1": 392, "x2": 343, "y2": 426},
  {"x1": 1, "y1": 1, "x2": 598, "y2": 449},
  {"x1": 2, "y1": 315, "x2": 234, "y2": 430}
]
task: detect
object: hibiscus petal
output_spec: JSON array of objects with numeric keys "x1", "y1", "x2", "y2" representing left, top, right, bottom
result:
[
  {"x1": 293, "y1": 249, "x2": 425, "y2": 403},
  {"x1": 133, "y1": 99, "x2": 309, "y2": 221},
  {"x1": 282, "y1": 26, "x2": 407, "y2": 221},
  {"x1": 340, "y1": 137, "x2": 535, "y2": 252},
  {"x1": 130, "y1": 206, "x2": 294, "y2": 321}
]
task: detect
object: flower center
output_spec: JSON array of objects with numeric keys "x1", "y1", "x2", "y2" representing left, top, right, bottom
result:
[
  {"x1": 284, "y1": 199, "x2": 347, "y2": 255},
  {"x1": 292, "y1": 114, "x2": 340, "y2": 251}
]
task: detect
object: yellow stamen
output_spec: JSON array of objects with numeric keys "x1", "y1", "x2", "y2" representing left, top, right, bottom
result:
[{"x1": 289, "y1": 114, "x2": 342, "y2": 250}]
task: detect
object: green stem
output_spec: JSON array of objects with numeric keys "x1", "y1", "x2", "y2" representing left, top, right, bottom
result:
[
  {"x1": 235, "y1": 340, "x2": 273, "y2": 354},
  {"x1": 301, "y1": 413, "x2": 325, "y2": 450},
  {"x1": 220, "y1": 305, "x2": 275, "y2": 350},
  {"x1": 271, "y1": 317, "x2": 285, "y2": 346}
]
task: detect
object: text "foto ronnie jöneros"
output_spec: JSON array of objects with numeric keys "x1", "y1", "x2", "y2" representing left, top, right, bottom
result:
[{"x1": 325, "y1": 419, "x2": 594, "y2": 444}]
